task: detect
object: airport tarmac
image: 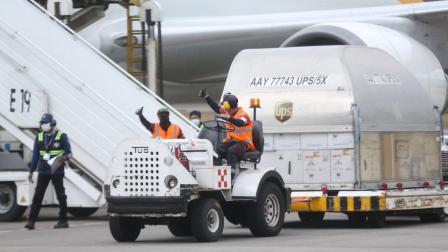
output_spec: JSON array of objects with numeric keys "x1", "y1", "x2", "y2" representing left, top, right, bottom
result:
[{"x1": 0, "y1": 208, "x2": 447, "y2": 252}]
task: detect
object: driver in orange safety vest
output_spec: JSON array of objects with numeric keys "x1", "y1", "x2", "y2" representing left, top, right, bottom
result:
[
  {"x1": 135, "y1": 107, "x2": 184, "y2": 139},
  {"x1": 199, "y1": 89, "x2": 254, "y2": 179}
]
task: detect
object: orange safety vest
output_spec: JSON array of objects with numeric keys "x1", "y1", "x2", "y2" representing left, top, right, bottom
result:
[
  {"x1": 152, "y1": 123, "x2": 180, "y2": 139},
  {"x1": 224, "y1": 107, "x2": 255, "y2": 150}
]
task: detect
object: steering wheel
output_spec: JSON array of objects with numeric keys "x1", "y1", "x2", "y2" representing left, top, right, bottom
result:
[{"x1": 203, "y1": 120, "x2": 236, "y2": 133}]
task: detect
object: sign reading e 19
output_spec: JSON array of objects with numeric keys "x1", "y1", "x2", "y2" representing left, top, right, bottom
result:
[{"x1": 10, "y1": 88, "x2": 31, "y2": 113}]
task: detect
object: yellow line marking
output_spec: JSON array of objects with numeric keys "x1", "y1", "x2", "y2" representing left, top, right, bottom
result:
[
  {"x1": 361, "y1": 196, "x2": 371, "y2": 211},
  {"x1": 399, "y1": 0, "x2": 424, "y2": 3},
  {"x1": 333, "y1": 197, "x2": 341, "y2": 212},
  {"x1": 347, "y1": 197, "x2": 355, "y2": 211},
  {"x1": 379, "y1": 196, "x2": 387, "y2": 210}
]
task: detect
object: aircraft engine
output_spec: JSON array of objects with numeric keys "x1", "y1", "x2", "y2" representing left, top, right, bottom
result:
[{"x1": 281, "y1": 22, "x2": 448, "y2": 112}]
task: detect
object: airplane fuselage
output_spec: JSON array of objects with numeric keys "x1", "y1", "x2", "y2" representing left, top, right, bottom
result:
[{"x1": 78, "y1": 0, "x2": 448, "y2": 106}]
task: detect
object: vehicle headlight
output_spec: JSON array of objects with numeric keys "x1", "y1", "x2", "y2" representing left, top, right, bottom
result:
[{"x1": 164, "y1": 175, "x2": 178, "y2": 189}]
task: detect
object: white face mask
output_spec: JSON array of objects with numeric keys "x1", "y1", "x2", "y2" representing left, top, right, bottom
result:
[
  {"x1": 191, "y1": 118, "x2": 201, "y2": 126},
  {"x1": 41, "y1": 123, "x2": 52, "y2": 132}
]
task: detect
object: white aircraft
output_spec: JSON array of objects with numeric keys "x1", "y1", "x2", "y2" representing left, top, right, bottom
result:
[{"x1": 78, "y1": 0, "x2": 448, "y2": 111}]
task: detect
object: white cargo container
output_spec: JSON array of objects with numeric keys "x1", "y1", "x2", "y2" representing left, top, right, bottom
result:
[{"x1": 226, "y1": 46, "x2": 441, "y2": 188}]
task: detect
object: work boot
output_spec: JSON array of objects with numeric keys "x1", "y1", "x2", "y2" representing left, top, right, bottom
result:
[
  {"x1": 24, "y1": 221, "x2": 35, "y2": 230},
  {"x1": 53, "y1": 221, "x2": 69, "y2": 229}
]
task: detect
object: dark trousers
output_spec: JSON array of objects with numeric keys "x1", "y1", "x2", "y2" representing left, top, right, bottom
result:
[
  {"x1": 29, "y1": 173, "x2": 67, "y2": 223},
  {"x1": 217, "y1": 140, "x2": 247, "y2": 179}
]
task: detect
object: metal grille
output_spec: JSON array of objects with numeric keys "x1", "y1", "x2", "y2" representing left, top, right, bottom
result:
[
  {"x1": 123, "y1": 150, "x2": 161, "y2": 196},
  {"x1": 442, "y1": 151, "x2": 448, "y2": 178}
]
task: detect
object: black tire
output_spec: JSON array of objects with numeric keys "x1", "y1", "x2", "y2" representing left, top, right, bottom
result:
[
  {"x1": 367, "y1": 212, "x2": 386, "y2": 228},
  {"x1": 190, "y1": 198, "x2": 224, "y2": 242},
  {"x1": 168, "y1": 222, "x2": 193, "y2": 237},
  {"x1": 245, "y1": 182, "x2": 285, "y2": 237},
  {"x1": 347, "y1": 213, "x2": 367, "y2": 227},
  {"x1": 0, "y1": 183, "x2": 26, "y2": 222},
  {"x1": 419, "y1": 208, "x2": 446, "y2": 223},
  {"x1": 68, "y1": 207, "x2": 98, "y2": 217},
  {"x1": 298, "y1": 212, "x2": 325, "y2": 223},
  {"x1": 109, "y1": 216, "x2": 142, "y2": 242}
]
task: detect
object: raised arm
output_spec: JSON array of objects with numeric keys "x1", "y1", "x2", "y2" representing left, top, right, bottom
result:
[
  {"x1": 199, "y1": 89, "x2": 222, "y2": 114},
  {"x1": 136, "y1": 107, "x2": 154, "y2": 132}
]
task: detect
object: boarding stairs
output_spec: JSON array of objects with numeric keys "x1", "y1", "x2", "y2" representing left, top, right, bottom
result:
[{"x1": 0, "y1": 0, "x2": 198, "y2": 206}]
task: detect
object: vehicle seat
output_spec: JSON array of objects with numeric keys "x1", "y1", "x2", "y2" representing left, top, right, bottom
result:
[{"x1": 242, "y1": 120, "x2": 264, "y2": 162}]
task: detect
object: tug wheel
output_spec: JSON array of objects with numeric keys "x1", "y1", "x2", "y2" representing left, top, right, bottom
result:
[
  {"x1": 190, "y1": 198, "x2": 224, "y2": 242},
  {"x1": 245, "y1": 182, "x2": 285, "y2": 237},
  {"x1": 109, "y1": 216, "x2": 142, "y2": 242}
]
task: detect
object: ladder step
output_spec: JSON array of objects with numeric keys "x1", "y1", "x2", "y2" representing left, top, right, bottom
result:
[
  {"x1": 129, "y1": 44, "x2": 144, "y2": 49},
  {"x1": 129, "y1": 58, "x2": 143, "y2": 62},
  {"x1": 129, "y1": 72, "x2": 145, "y2": 76}
]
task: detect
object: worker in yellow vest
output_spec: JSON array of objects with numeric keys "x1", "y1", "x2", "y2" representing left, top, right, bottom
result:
[
  {"x1": 25, "y1": 113, "x2": 72, "y2": 230},
  {"x1": 136, "y1": 107, "x2": 184, "y2": 139}
]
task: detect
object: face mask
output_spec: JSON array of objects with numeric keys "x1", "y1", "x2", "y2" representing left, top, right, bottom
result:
[
  {"x1": 41, "y1": 123, "x2": 52, "y2": 132},
  {"x1": 191, "y1": 118, "x2": 200, "y2": 126}
]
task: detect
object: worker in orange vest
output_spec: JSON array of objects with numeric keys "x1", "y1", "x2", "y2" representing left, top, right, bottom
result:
[
  {"x1": 199, "y1": 89, "x2": 254, "y2": 178},
  {"x1": 136, "y1": 107, "x2": 184, "y2": 139}
]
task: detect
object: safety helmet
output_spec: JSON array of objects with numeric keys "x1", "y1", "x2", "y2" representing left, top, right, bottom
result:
[
  {"x1": 40, "y1": 113, "x2": 54, "y2": 124},
  {"x1": 157, "y1": 107, "x2": 170, "y2": 114}
]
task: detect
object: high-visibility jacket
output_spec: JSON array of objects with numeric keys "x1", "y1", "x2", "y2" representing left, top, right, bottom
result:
[
  {"x1": 37, "y1": 131, "x2": 66, "y2": 174},
  {"x1": 224, "y1": 107, "x2": 255, "y2": 150},
  {"x1": 37, "y1": 131, "x2": 65, "y2": 157},
  {"x1": 152, "y1": 123, "x2": 181, "y2": 139}
]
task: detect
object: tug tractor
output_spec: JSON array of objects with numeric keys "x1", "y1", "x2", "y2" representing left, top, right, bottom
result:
[{"x1": 105, "y1": 101, "x2": 289, "y2": 242}]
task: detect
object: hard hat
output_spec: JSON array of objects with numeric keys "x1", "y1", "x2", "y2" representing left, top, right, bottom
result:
[
  {"x1": 157, "y1": 107, "x2": 170, "y2": 114},
  {"x1": 40, "y1": 113, "x2": 54, "y2": 124}
]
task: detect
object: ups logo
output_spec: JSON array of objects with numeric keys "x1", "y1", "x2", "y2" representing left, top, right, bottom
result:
[{"x1": 274, "y1": 101, "x2": 293, "y2": 123}]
